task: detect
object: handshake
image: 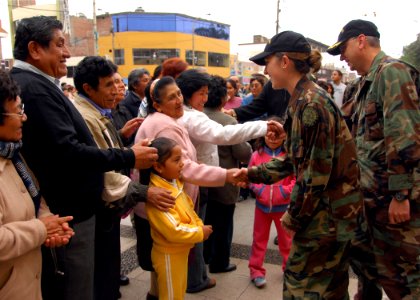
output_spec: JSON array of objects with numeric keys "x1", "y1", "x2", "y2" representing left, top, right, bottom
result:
[
  {"x1": 39, "y1": 215, "x2": 75, "y2": 248},
  {"x1": 226, "y1": 168, "x2": 249, "y2": 188},
  {"x1": 226, "y1": 119, "x2": 285, "y2": 187}
]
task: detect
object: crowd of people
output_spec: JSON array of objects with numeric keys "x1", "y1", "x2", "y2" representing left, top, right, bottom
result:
[{"x1": 0, "y1": 15, "x2": 418, "y2": 300}]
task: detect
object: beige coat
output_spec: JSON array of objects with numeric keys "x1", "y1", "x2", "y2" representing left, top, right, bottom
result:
[
  {"x1": 74, "y1": 95, "x2": 131, "y2": 202},
  {"x1": 0, "y1": 157, "x2": 51, "y2": 300}
]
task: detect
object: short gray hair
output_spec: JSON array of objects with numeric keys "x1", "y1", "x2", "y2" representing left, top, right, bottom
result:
[
  {"x1": 366, "y1": 36, "x2": 380, "y2": 48},
  {"x1": 128, "y1": 68, "x2": 150, "y2": 91}
]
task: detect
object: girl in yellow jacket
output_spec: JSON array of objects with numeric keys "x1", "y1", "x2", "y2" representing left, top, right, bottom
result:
[{"x1": 145, "y1": 137, "x2": 213, "y2": 300}]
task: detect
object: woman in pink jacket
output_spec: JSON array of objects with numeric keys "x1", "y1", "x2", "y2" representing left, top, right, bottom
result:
[
  {"x1": 135, "y1": 76, "x2": 239, "y2": 297},
  {"x1": 248, "y1": 116, "x2": 295, "y2": 288},
  {"x1": 136, "y1": 76, "x2": 239, "y2": 203}
]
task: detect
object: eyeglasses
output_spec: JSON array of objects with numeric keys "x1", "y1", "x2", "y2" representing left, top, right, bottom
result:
[{"x1": 2, "y1": 104, "x2": 25, "y2": 118}]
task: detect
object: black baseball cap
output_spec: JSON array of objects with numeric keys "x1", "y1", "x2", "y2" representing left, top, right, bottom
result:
[
  {"x1": 249, "y1": 31, "x2": 311, "y2": 66},
  {"x1": 327, "y1": 19, "x2": 380, "y2": 56}
]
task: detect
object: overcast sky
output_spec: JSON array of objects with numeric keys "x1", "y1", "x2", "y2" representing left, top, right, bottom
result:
[{"x1": 1, "y1": 0, "x2": 419, "y2": 62}]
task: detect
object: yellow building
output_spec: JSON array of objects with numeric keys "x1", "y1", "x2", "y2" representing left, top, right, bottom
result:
[{"x1": 98, "y1": 12, "x2": 231, "y2": 79}]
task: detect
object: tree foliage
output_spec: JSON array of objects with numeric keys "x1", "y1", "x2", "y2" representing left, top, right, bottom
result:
[{"x1": 401, "y1": 33, "x2": 420, "y2": 70}]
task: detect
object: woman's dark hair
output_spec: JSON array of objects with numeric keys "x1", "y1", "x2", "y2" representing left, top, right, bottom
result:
[
  {"x1": 250, "y1": 74, "x2": 268, "y2": 87},
  {"x1": 176, "y1": 69, "x2": 210, "y2": 106},
  {"x1": 275, "y1": 49, "x2": 322, "y2": 75},
  {"x1": 146, "y1": 76, "x2": 176, "y2": 114},
  {"x1": 74, "y1": 56, "x2": 116, "y2": 97},
  {"x1": 144, "y1": 80, "x2": 153, "y2": 114},
  {"x1": 254, "y1": 115, "x2": 285, "y2": 153},
  {"x1": 317, "y1": 80, "x2": 334, "y2": 98},
  {"x1": 140, "y1": 137, "x2": 178, "y2": 185},
  {"x1": 205, "y1": 75, "x2": 227, "y2": 109},
  {"x1": 226, "y1": 78, "x2": 238, "y2": 91},
  {"x1": 152, "y1": 65, "x2": 162, "y2": 80},
  {"x1": 13, "y1": 16, "x2": 63, "y2": 61},
  {"x1": 0, "y1": 70, "x2": 20, "y2": 125}
]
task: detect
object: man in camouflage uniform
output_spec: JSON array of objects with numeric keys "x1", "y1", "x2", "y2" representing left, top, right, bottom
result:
[
  {"x1": 340, "y1": 77, "x2": 362, "y2": 131},
  {"x1": 328, "y1": 19, "x2": 420, "y2": 299},
  {"x1": 237, "y1": 30, "x2": 364, "y2": 299}
]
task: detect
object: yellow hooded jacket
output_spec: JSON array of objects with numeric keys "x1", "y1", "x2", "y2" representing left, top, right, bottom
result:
[{"x1": 146, "y1": 173, "x2": 204, "y2": 254}]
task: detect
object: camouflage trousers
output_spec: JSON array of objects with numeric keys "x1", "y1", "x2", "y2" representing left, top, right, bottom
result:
[
  {"x1": 350, "y1": 206, "x2": 420, "y2": 300},
  {"x1": 283, "y1": 235, "x2": 351, "y2": 300}
]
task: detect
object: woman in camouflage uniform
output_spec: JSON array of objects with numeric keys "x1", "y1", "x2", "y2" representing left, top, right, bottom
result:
[{"x1": 235, "y1": 31, "x2": 364, "y2": 299}]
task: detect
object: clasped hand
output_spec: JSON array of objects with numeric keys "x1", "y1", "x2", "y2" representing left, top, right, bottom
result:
[{"x1": 39, "y1": 215, "x2": 74, "y2": 247}]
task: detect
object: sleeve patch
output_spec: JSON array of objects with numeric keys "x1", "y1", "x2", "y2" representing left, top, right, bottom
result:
[{"x1": 302, "y1": 106, "x2": 319, "y2": 127}]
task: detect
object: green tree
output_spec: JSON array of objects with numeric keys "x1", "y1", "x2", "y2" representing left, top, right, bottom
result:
[{"x1": 401, "y1": 33, "x2": 420, "y2": 70}]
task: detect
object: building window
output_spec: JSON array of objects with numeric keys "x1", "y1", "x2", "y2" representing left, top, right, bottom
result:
[
  {"x1": 185, "y1": 50, "x2": 206, "y2": 66},
  {"x1": 133, "y1": 48, "x2": 180, "y2": 65},
  {"x1": 114, "y1": 49, "x2": 125, "y2": 65},
  {"x1": 193, "y1": 23, "x2": 229, "y2": 40},
  {"x1": 208, "y1": 52, "x2": 229, "y2": 67}
]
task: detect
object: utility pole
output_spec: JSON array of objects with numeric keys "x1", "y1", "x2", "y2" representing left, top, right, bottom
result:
[
  {"x1": 93, "y1": 0, "x2": 98, "y2": 55},
  {"x1": 276, "y1": 0, "x2": 280, "y2": 34},
  {"x1": 111, "y1": 25, "x2": 115, "y2": 62},
  {"x1": 8, "y1": 0, "x2": 14, "y2": 51},
  {"x1": 192, "y1": 18, "x2": 195, "y2": 68}
]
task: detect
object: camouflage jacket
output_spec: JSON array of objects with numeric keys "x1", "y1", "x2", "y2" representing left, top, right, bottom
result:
[
  {"x1": 248, "y1": 76, "x2": 363, "y2": 241},
  {"x1": 353, "y1": 51, "x2": 420, "y2": 217}
]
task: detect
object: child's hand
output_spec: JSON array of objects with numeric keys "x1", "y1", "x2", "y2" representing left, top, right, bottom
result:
[{"x1": 202, "y1": 225, "x2": 213, "y2": 241}]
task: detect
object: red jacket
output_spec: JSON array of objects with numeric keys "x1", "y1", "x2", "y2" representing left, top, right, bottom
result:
[{"x1": 249, "y1": 146, "x2": 296, "y2": 213}]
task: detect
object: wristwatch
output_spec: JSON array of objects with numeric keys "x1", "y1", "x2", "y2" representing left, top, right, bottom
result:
[{"x1": 394, "y1": 192, "x2": 408, "y2": 202}]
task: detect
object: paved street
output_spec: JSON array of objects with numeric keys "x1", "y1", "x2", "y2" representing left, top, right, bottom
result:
[{"x1": 119, "y1": 198, "x2": 363, "y2": 299}]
